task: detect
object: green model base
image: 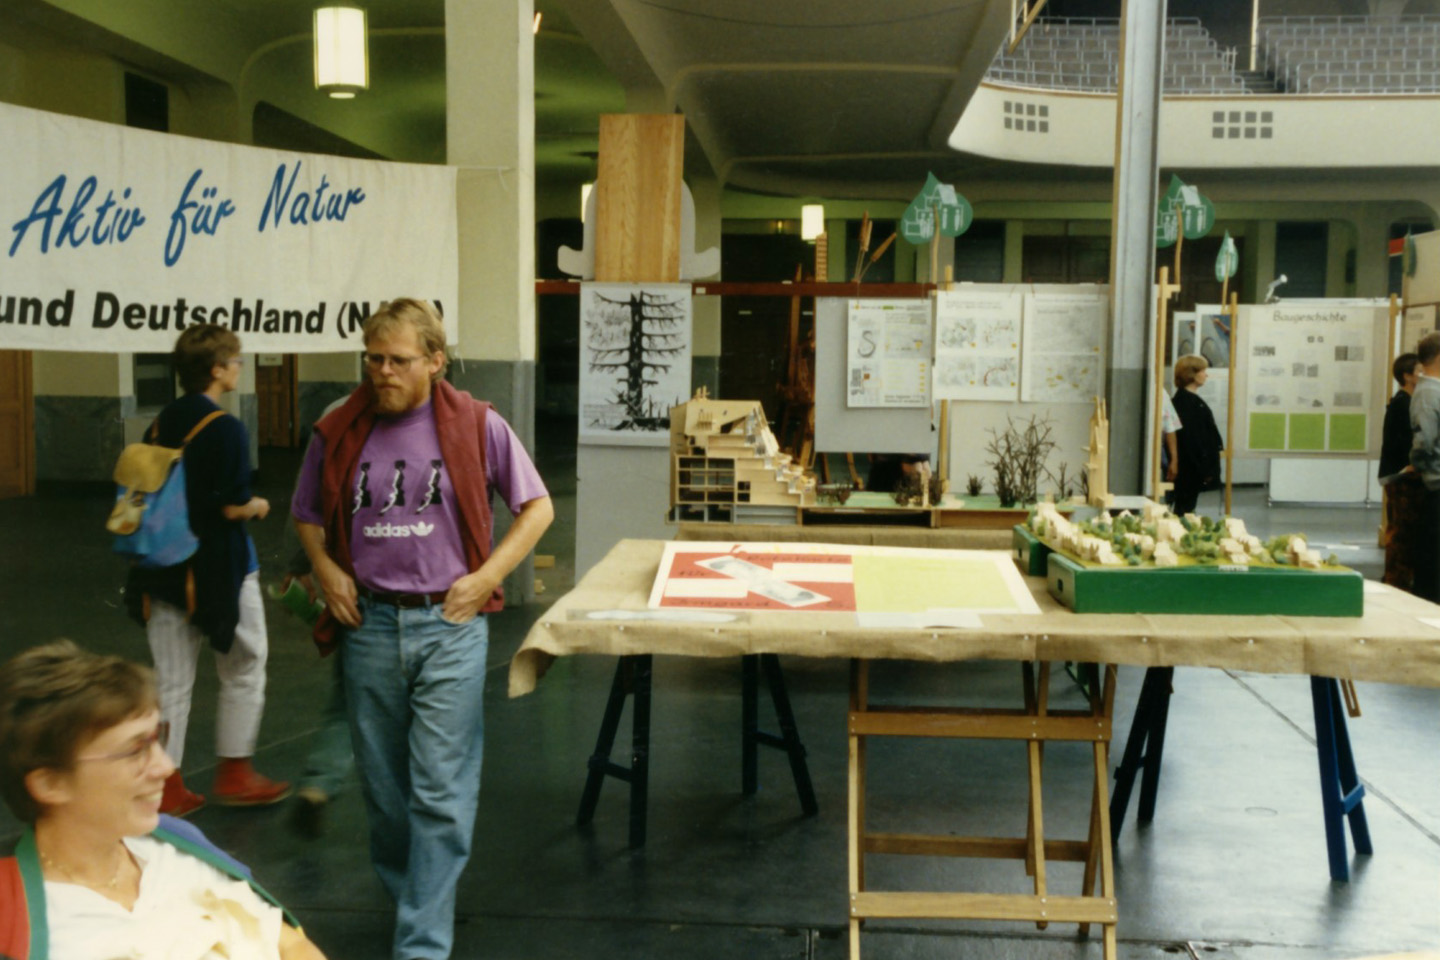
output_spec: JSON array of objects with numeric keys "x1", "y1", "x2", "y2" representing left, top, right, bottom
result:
[
  {"x1": 1046, "y1": 552, "x2": 1364, "y2": 617},
  {"x1": 1013, "y1": 525, "x2": 1052, "y2": 577}
]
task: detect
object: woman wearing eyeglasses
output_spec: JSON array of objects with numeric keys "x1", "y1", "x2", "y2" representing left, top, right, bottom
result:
[{"x1": 0, "y1": 640, "x2": 326, "y2": 960}]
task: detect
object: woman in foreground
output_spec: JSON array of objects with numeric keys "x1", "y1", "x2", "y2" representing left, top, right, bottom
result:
[{"x1": 0, "y1": 639, "x2": 326, "y2": 960}]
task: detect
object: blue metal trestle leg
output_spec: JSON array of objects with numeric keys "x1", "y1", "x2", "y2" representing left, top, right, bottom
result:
[{"x1": 1311, "y1": 676, "x2": 1372, "y2": 882}]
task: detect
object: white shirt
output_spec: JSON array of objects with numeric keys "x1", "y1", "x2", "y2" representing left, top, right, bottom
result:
[
  {"x1": 1161, "y1": 391, "x2": 1183, "y2": 434},
  {"x1": 45, "y1": 835, "x2": 283, "y2": 960}
]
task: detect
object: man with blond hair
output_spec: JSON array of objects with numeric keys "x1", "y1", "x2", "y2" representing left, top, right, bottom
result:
[{"x1": 292, "y1": 298, "x2": 552, "y2": 960}]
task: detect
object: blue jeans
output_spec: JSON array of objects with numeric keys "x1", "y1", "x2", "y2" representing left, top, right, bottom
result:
[
  {"x1": 342, "y1": 597, "x2": 489, "y2": 960},
  {"x1": 299, "y1": 655, "x2": 352, "y2": 798}
]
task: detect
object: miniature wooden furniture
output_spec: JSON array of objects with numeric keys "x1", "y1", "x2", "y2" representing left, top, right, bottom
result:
[{"x1": 669, "y1": 392, "x2": 817, "y2": 523}]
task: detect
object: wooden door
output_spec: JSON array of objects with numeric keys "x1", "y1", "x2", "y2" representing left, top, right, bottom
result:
[
  {"x1": 0, "y1": 350, "x2": 35, "y2": 499},
  {"x1": 255, "y1": 354, "x2": 298, "y2": 447}
]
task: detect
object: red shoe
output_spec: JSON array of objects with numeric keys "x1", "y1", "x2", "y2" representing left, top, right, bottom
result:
[
  {"x1": 211, "y1": 758, "x2": 292, "y2": 807},
  {"x1": 160, "y1": 771, "x2": 206, "y2": 818}
]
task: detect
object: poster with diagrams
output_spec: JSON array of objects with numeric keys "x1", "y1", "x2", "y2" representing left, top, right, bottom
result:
[
  {"x1": 1019, "y1": 291, "x2": 1106, "y2": 403},
  {"x1": 846, "y1": 298, "x2": 932, "y2": 408},
  {"x1": 1240, "y1": 303, "x2": 1384, "y2": 455},
  {"x1": 933, "y1": 288, "x2": 1022, "y2": 401},
  {"x1": 1403, "y1": 304, "x2": 1437, "y2": 353},
  {"x1": 1184, "y1": 307, "x2": 1234, "y2": 443},
  {"x1": 648, "y1": 541, "x2": 1042, "y2": 620},
  {"x1": 578, "y1": 282, "x2": 692, "y2": 446}
]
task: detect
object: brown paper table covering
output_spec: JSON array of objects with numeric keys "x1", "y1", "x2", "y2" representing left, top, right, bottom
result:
[
  {"x1": 675, "y1": 522, "x2": 1013, "y2": 550},
  {"x1": 508, "y1": 539, "x2": 1440, "y2": 697}
]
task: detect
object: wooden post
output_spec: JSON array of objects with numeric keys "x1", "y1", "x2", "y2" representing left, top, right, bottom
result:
[
  {"x1": 594, "y1": 114, "x2": 684, "y2": 284},
  {"x1": 1151, "y1": 266, "x2": 1178, "y2": 501},
  {"x1": 1224, "y1": 292, "x2": 1239, "y2": 516}
]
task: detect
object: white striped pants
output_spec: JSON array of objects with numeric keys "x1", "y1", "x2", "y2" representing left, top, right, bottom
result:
[{"x1": 146, "y1": 572, "x2": 268, "y2": 766}]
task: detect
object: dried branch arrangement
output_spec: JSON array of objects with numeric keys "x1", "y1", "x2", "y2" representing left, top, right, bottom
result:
[{"x1": 985, "y1": 415, "x2": 1057, "y2": 507}]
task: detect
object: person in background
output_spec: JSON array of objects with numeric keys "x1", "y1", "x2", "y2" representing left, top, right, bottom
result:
[
  {"x1": 866, "y1": 454, "x2": 930, "y2": 494},
  {"x1": 1160, "y1": 388, "x2": 1182, "y2": 489},
  {"x1": 1169, "y1": 354, "x2": 1223, "y2": 516},
  {"x1": 126, "y1": 324, "x2": 289, "y2": 816},
  {"x1": 1408, "y1": 333, "x2": 1440, "y2": 601},
  {"x1": 1380, "y1": 352, "x2": 1422, "y2": 592},
  {"x1": 0, "y1": 640, "x2": 327, "y2": 960}
]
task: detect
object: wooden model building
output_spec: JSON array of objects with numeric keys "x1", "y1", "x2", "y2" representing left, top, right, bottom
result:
[
  {"x1": 1086, "y1": 396, "x2": 1115, "y2": 509},
  {"x1": 669, "y1": 389, "x2": 817, "y2": 523}
]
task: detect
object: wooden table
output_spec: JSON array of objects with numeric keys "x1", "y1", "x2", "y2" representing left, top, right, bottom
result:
[{"x1": 510, "y1": 539, "x2": 1440, "y2": 960}]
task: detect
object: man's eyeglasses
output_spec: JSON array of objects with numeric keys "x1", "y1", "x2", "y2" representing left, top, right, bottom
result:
[
  {"x1": 76, "y1": 727, "x2": 168, "y2": 773},
  {"x1": 362, "y1": 352, "x2": 429, "y2": 372}
]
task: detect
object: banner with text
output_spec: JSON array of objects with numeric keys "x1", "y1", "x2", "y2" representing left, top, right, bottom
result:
[{"x1": 0, "y1": 101, "x2": 458, "y2": 354}]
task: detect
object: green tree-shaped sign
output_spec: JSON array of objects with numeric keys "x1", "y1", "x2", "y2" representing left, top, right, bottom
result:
[
  {"x1": 1156, "y1": 174, "x2": 1214, "y2": 248},
  {"x1": 901, "y1": 173, "x2": 973, "y2": 245},
  {"x1": 1214, "y1": 231, "x2": 1238, "y2": 282}
]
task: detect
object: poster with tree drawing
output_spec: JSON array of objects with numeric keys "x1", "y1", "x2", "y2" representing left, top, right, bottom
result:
[{"x1": 579, "y1": 283, "x2": 692, "y2": 446}]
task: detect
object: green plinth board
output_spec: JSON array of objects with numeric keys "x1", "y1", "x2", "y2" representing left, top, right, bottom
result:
[
  {"x1": 1013, "y1": 525, "x2": 1052, "y2": 577},
  {"x1": 1046, "y1": 552, "x2": 1364, "y2": 617}
]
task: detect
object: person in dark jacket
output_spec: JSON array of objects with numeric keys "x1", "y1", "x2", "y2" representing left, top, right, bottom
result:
[
  {"x1": 1381, "y1": 352, "x2": 1422, "y2": 591},
  {"x1": 1169, "y1": 354, "x2": 1223, "y2": 516},
  {"x1": 128, "y1": 324, "x2": 290, "y2": 816}
]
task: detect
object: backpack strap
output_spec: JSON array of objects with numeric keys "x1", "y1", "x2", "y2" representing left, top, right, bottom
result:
[{"x1": 182, "y1": 410, "x2": 226, "y2": 446}]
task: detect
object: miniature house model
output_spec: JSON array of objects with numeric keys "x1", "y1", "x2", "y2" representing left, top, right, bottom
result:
[{"x1": 669, "y1": 391, "x2": 817, "y2": 523}]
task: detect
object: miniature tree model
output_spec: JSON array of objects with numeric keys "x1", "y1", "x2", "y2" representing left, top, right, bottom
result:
[{"x1": 587, "y1": 290, "x2": 687, "y2": 432}]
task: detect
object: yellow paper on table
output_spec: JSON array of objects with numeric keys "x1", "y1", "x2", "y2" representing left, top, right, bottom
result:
[{"x1": 853, "y1": 554, "x2": 1028, "y2": 614}]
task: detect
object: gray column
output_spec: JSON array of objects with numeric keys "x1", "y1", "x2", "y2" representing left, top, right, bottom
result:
[
  {"x1": 445, "y1": 0, "x2": 541, "y2": 603},
  {"x1": 1106, "y1": 0, "x2": 1168, "y2": 495}
]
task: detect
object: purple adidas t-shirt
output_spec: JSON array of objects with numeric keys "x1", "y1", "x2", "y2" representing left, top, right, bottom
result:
[{"x1": 291, "y1": 400, "x2": 548, "y2": 594}]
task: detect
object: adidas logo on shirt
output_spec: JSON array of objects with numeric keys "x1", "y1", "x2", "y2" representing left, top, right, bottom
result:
[{"x1": 362, "y1": 521, "x2": 436, "y2": 539}]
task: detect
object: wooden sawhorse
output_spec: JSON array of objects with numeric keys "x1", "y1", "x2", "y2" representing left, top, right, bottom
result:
[
  {"x1": 847, "y1": 660, "x2": 1120, "y2": 960},
  {"x1": 1110, "y1": 668, "x2": 1372, "y2": 881},
  {"x1": 576, "y1": 653, "x2": 818, "y2": 848}
]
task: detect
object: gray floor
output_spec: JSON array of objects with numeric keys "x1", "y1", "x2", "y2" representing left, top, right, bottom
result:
[{"x1": 2, "y1": 422, "x2": 1436, "y2": 959}]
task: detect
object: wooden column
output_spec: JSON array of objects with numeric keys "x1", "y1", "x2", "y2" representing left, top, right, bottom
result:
[{"x1": 595, "y1": 114, "x2": 685, "y2": 284}]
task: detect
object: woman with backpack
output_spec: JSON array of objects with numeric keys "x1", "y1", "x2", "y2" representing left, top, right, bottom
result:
[{"x1": 124, "y1": 324, "x2": 289, "y2": 816}]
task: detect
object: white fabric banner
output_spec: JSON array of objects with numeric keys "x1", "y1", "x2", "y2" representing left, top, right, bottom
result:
[{"x1": 0, "y1": 101, "x2": 458, "y2": 354}]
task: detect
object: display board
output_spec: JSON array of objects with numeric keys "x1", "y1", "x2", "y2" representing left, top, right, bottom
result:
[
  {"x1": 933, "y1": 288, "x2": 1022, "y2": 401},
  {"x1": 1232, "y1": 302, "x2": 1389, "y2": 458},
  {"x1": 1019, "y1": 290, "x2": 1107, "y2": 403},
  {"x1": 578, "y1": 283, "x2": 692, "y2": 446},
  {"x1": 814, "y1": 298, "x2": 934, "y2": 454},
  {"x1": 1403, "y1": 304, "x2": 1437, "y2": 353},
  {"x1": 845, "y1": 299, "x2": 932, "y2": 408},
  {"x1": 648, "y1": 541, "x2": 1041, "y2": 622}
]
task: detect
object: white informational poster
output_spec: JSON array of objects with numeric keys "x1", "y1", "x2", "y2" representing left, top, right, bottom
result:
[
  {"x1": 578, "y1": 283, "x2": 692, "y2": 446},
  {"x1": 0, "y1": 101, "x2": 458, "y2": 353},
  {"x1": 933, "y1": 288, "x2": 1022, "y2": 401},
  {"x1": 1239, "y1": 303, "x2": 1385, "y2": 456},
  {"x1": 846, "y1": 298, "x2": 932, "y2": 408},
  {"x1": 1019, "y1": 291, "x2": 1105, "y2": 403},
  {"x1": 1403, "y1": 304, "x2": 1437, "y2": 353},
  {"x1": 1190, "y1": 307, "x2": 1233, "y2": 441}
]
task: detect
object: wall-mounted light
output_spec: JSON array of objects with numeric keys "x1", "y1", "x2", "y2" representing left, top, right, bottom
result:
[
  {"x1": 580, "y1": 182, "x2": 593, "y2": 223},
  {"x1": 314, "y1": 6, "x2": 368, "y2": 99},
  {"x1": 801, "y1": 204, "x2": 825, "y2": 241},
  {"x1": 533, "y1": 11, "x2": 543, "y2": 34}
]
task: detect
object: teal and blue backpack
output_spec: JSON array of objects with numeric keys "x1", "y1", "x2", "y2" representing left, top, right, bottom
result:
[{"x1": 106, "y1": 410, "x2": 223, "y2": 568}]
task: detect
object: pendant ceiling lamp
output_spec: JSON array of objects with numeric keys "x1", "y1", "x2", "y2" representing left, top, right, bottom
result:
[{"x1": 314, "y1": 6, "x2": 368, "y2": 99}]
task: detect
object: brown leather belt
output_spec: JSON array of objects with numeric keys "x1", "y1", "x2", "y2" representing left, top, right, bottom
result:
[{"x1": 358, "y1": 587, "x2": 448, "y2": 609}]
